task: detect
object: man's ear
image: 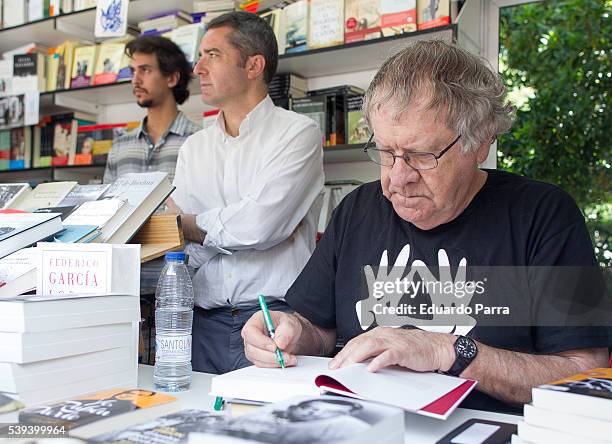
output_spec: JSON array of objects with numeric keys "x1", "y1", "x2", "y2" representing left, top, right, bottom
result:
[
  {"x1": 476, "y1": 137, "x2": 494, "y2": 164},
  {"x1": 246, "y1": 54, "x2": 266, "y2": 81},
  {"x1": 167, "y1": 71, "x2": 180, "y2": 89}
]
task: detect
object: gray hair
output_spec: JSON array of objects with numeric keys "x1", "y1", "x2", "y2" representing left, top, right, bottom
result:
[{"x1": 363, "y1": 40, "x2": 515, "y2": 152}]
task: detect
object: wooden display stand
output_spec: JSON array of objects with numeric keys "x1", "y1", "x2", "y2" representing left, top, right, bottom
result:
[{"x1": 131, "y1": 214, "x2": 185, "y2": 263}]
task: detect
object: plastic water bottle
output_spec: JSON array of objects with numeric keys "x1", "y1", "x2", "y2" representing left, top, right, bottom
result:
[{"x1": 153, "y1": 251, "x2": 194, "y2": 392}]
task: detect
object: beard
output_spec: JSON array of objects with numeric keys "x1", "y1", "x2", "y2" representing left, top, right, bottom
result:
[{"x1": 137, "y1": 98, "x2": 154, "y2": 108}]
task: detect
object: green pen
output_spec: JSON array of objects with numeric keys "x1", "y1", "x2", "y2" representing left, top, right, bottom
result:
[{"x1": 258, "y1": 294, "x2": 286, "y2": 369}]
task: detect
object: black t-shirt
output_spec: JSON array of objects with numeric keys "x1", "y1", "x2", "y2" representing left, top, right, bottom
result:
[{"x1": 285, "y1": 169, "x2": 612, "y2": 414}]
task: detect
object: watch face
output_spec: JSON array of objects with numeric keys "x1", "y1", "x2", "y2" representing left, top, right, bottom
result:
[{"x1": 456, "y1": 337, "x2": 477, "y2": 359}]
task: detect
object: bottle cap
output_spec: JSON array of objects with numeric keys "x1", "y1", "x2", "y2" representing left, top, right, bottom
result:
[{"x1": 165, "y1": 251, "x2": 186, "y2": 261}]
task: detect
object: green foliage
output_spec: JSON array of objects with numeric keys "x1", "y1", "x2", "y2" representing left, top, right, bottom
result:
[{"x1": 498, "y1": 0, "x2": 611, "y2": 266}]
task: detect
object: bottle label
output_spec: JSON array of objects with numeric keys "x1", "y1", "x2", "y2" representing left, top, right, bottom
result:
[{"x1": 155, "y1": 334, "x2": 192, "y2": 363}]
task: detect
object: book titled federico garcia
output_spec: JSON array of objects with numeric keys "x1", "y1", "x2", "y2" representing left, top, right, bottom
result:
[{"x1": 17, "y1": 388, "x2": 180, "y2": 438}]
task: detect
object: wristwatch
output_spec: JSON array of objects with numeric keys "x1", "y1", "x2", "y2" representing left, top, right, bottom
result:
[{"x1": 445, "y1": 336, "x2": 478, "y2": 377}]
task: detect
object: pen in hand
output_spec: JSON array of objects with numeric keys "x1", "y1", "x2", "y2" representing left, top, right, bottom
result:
[{"x1": 258, "y1": 293, "x2": 286, "y2": 369}]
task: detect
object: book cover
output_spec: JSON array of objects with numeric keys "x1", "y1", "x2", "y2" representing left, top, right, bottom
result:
[
  {"x1": 0, "y1": 130, "x2": 11, "y2": 170},
  {"x1": 33, "y1": 205, "x2": 77, "y2": 221},
  {"x1": 190, "y1": 396, "x2": 404, "y2": 444},
  {"x1": 346, "y1": 95, "x2": 369, "y2": 144},
  {"x1": 292, "y1": 96, "x2": 327, "y2": 145},
  {"x1": 532, "y1": 368, "x2": 612, "y2": 422},
  {"x1": 308, "y1": 0, "x2": 345, "y2": 49},
  {"x1": 261, "y1": 9, "x2": 286, "y2": 55},
  {"x1": 12, "y1": 53, "x2": 45, "y2": 93},
  {"x1": 284, "y1": 0, "x2": 308, "y2": 53},
  {"x1": 379, "y1": 0, "x2": 416, "y2": 36},
  {"x1": 90, "y1": 409, "x2": 226, "y2": 444},
  {"x1": 37, "y1": 242, "x2": 140, "y2": 296},
  {"x1": 12, "y1": 181, "x2": 77, "y2": 211},
  {"x1": 71, "y1": 45, "x2": 98, "y2": 89},
  {"x1": 0, "y1": 246, "x2": 38, "y2": 295},
  {"x1": 0, "y1": 183, "x2": 31, "y2": 209},
  {"x1": 58, "y1": 183, "x2": 110, "y2": 207},
  {"x1": 51, "y1": 118, "x2": 77, "y2": 166},
  {"x1": 18, "y1": 389, "x2": 178, "y2": 435},
  {"x1": 170, "y1": 23, "x2": 205, "y2": 66},
  {"x1": 53, "y1": 224, "x2": 99, "y2": 243},
  {"x1": 46, "y1": 48, "x2": 60, "y2": 92},
  {"x1": 0, "y1": 212, "x2": 63, "y2": 259},
  {"x1": 536, "y1": 368, "x2": 612, "y2": 400},
  {"x1": 417, "y1": 0, "x2": 450, "y2": 30},
  {"x1": 344, "y1": 0, "x2": 381, "y2": 43},
  {"x1": 92, "y1": 43, "x2": 126, "y2": 85},
  {"x1": 9, "y1": 126, "x2": 31, "y2": 169}
]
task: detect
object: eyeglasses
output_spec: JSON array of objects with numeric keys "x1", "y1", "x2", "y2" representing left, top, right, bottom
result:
[{"x1": 363, "y1": 134, "x2": 462, "y2": 170}]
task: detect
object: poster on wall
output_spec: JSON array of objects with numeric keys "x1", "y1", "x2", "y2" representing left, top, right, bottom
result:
[{"x1": 94, "y1": 0, "x2": 129, "y2": 39}]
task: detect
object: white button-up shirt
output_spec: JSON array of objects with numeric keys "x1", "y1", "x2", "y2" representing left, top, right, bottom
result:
[{"x1": 172, "y1": 96, "x2": 325, "y2": 309}]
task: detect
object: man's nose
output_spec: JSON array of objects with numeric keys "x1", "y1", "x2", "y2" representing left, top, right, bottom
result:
[{"x1": 389, "y1": 157, "x2": 419, "y2": 187}]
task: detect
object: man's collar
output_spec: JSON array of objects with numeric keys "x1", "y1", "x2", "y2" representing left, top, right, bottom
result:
[
  {"x1": 214, "y1": 95, "x2": 274, "y2": 139},
  {"x1": 136, "y1": 111, "x2": 189, "y2": 139}
]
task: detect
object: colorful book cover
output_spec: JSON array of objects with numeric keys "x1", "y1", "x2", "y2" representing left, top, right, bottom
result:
[
  {"x1": 346, "y1": 95, "x2": 369, "y2": 144},
  {"x1": 0, "y1": 130, "x2": 11, "y2": 171},
  {"x1": 417, "y1": 0, "x2": 450, "y2": 30},
  {"x1": 538, "y1": 368, "x2": 612, "y2": 400},
  {"x1": 70, "y1": 45, "x2": 98, "y2": 89},
  {"x1": 308, "y1": 0, "x2": 345, "y2": 49},
  {"x1": 170, "y1": 23, "x2": 204, "y2": 66},
  {"x1": 379, "y1": 0, "x2": 416, "y2": 36},
  {"x1": 51, "y1": 118, "x2": 76, "y2": 166},
  {"x1": 284, "y1": 0, "x2": 308, "y2": 53},
  {"x1": 92, "y1": 43, "x2": 126, "y2": 85},
  {"x1": 18, "y1": 389, "x2": 177, "y2": 429},
  {"x1": 9, "y1": 126, "x2": 30, "y2": 169},
  {"x1": 344, "y1": 0, "x2": 381, "y2": 43}
]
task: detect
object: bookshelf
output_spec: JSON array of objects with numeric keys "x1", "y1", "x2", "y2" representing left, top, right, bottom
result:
[{"x1": 0, "y1": 1, "x2": 456, "y2": 184}]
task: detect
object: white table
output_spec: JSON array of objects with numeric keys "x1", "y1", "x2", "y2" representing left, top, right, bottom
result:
[{"x1": 138, "y1": 365, "x2": 521, "y2": 443}]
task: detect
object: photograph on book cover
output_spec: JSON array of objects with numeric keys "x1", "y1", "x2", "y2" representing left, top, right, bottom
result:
[{"x1": 195, "y1": 396, "x2": 400, "y2": 444}]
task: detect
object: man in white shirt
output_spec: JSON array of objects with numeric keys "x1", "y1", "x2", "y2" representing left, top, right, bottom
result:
[{"x1": 168, "y1": 11, "x2": 324, "y2": 374}]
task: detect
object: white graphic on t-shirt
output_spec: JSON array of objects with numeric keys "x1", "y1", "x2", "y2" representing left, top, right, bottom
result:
[{"x1": 356, "y1": 244, "x2": 477, "y2": 336}]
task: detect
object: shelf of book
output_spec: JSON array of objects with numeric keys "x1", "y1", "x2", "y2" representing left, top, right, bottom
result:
[
  {"x1": 0, "y1": 0, "x2": 197, "y2": 53},
  {"x1": 0, "y1": 145, "x2": 364, "y2": 183},
  {"x1": 0, "y1": 165, "x2": 105, "y2": 184},
  {"x1": 278, "y1": 25, "x2": 455, "y2": 77}
]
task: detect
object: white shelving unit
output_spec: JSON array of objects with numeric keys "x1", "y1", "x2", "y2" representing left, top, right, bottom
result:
[{"x1": 0, "y1": 1, "x2": 456, "y2": 184}]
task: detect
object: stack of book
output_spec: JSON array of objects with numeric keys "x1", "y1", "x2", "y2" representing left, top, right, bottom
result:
[
  {"x1": 512, "y1": 368, "x2": 612, "y2": 443},
  {"x1": 292, "y1": 84, "x2": 365, "y2": 146},
  {"x1": 268, "y1": 73, "x2": 307, "y2": 109},
  {"x1": 0, "y1": 293, "x2": 140, "y2": 406},
  {"x1": 192, "y1": 0, "x2": 238, "y2": 24},
  {"x1": 138, "y1": 10, "x2": 193, "y2": 35}
]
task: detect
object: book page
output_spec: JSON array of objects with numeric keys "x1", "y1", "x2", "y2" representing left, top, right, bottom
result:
[{"x1": 317, "y1": 362, "x2": 468, "y2": 412}]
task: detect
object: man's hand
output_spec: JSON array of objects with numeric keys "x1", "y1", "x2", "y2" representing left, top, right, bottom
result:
[
  {"x1": 329, "y1": 327, "x2": 454, "y2": 373},
  {"x1": 165, "y1": 197, "x2": 182, "y2": 214},
  {"x1": 242, "y1": 311, "x2": 303, "y2": 368}
]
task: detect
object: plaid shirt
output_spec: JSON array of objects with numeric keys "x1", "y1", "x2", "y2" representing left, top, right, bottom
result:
[{"x1": 103, "y1": 111, "x2": 201, "y2": 184}]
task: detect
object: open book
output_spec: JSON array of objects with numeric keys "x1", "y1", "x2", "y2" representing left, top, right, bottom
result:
[{"x1": 210, "y1": 356, "x2": 477, "y2": 420}]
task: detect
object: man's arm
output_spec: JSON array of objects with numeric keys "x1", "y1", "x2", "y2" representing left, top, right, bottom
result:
[
  {"x1": 182, "y1": 122, "x2": 323, "y2": 253},
  {"x1": 166, "y1": 197, "x2": 205, "y2": 243},
  {"x1": 328, "y1": 327, "x2": 609, "y2": 405}
]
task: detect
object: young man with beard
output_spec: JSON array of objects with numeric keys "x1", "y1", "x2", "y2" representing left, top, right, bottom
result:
[{"x1": 103, "y1": 36, "x2": 200, "y2": 184}]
